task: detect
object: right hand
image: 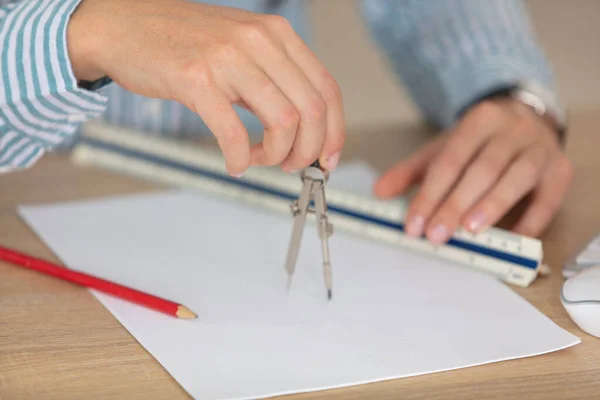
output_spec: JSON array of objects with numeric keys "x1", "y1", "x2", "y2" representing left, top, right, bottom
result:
[{"x1": 68, "y1": 0, "x2": 345, "y2": 176}]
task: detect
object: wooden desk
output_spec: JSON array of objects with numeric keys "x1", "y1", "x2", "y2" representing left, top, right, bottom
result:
[{"x1": 1, "y1": 109, "x2": 599, "y2": 400}]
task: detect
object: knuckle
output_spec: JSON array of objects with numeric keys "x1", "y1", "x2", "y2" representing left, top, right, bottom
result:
[
  {"x1": 264, "y1": 14, "x2": 292, "y2": 32},
  {"x1": 211, "y1": 43, "x2": 242, "y2": 65},
  {"x1": 304, "y1": 96, "x2": 327, "y2": 125},
  {"x1": 277, "y1": 106, "x2": 300, "y2": 132},
  {"x1": 238, "y1": 21, "x2": 269, "y2": 43},
  {"x1": 257, "y1": 77, "x2": 277, "y2": 95},
  {"x1": 320, "y1": 73, "x2": 342, "y2": 104},
  {"x1": 179, "y1": 61, "x2": 212, "y2": 90}
]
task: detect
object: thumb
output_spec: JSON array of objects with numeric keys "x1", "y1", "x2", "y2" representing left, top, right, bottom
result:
[{"x1": 373, "y1": 138, "x2": 444, "y2": 198}]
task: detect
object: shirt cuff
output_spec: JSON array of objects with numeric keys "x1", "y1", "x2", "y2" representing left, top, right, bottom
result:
[
  {"x1": 0, "y1": 0, "x2": 108, "y2": 172},
  {"x1": 437, "y1": 56, "x2": 562, "y2": 127}
]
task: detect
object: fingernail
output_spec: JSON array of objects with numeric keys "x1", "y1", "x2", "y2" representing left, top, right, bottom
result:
[
  {"x1": 405, "y1": 215, "x2": 424, "y2": 237},
  {"x1": 467, "y1": 211, "x2": 486, "y2": 232},
  {"x1": 429, "y1": 224, "x2": 448, "y2": 244},
  {"x1": 324, "y1": 152, "x2": 340, "y2": 170},
  {"x1": 230, "y1": 172, "x2": 244, "y2": 178}
]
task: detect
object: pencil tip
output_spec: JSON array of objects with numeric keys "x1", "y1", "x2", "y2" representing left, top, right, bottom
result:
[
  {"x1": 176, "y1": 305, "x2": 198, "y2": 319},
  {"x1": 327, "y1": 289, "x2": 332, "y2": 300}
]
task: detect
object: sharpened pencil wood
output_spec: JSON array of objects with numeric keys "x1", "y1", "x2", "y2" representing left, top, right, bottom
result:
[{"x1": 176, "y1": 305, "x2": 197, "y2": 319}]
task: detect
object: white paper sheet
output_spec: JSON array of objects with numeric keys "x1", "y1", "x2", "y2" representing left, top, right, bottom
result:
[
  {"x1": 326, "y1": 160, "x2": 379, "y2": 196},
  {"x1": 19, "y1": 186, "x2": 580, "y2": 400}
]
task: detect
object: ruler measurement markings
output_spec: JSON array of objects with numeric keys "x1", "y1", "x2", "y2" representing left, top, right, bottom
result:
[
  {"x1": 76, "y1": 141, "x2": 538, "y2": 265},
  {"x1": 75, "y1": 141, "x2": 539, "y2": 269},
  {"x1": 72, "y1": 124, "x2": 543, "y2": 287}
]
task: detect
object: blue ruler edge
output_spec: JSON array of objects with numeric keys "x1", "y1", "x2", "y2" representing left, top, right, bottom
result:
[{"x1": 78, "y1": 137, "x2": 538, "y2": 270}]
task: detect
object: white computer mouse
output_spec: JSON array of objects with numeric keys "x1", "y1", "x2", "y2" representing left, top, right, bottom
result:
[{"x1": 561, "y1": 265, "x2": 600, "y2": 338}]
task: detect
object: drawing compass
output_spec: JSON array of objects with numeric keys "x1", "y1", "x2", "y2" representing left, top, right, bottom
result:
[{"x1": 284, "y1": 160, "x2": 333, "y2": 300}]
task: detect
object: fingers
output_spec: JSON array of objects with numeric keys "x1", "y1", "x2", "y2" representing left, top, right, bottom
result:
[
  {"x1": 183, "y1": 69, "x2": 251, "y2": 177},
  {"x1": 403, "y1": 124, "x2": 494, "y2": 238},
  {"x1": 373, "y1": 137, "x2": 445, "y2": 199},
  {"x1": 221, "y1": 54, "x2": 299, "y2": 167},
  {"x1": 395, "y1": 97, "x2": 570, "y2": 245},
  {"x1": 460, "y1": 145, "x2": 551, "y2": 237},
  {"x1": 511, "y1": 155, "x2": 574, "y2": 236},
  {"x1": 238, "y1": 21, "x2": 327, "y2": 171},
  {"x1": 423, "y1": 132, "x2": 532, "y2": 243},
  {"x1": 267, "y1": 15, "x2": 346, "y2": 169}
]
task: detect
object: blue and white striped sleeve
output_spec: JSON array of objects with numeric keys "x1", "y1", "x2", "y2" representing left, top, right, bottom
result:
[
  {"x1": 0, "y1": 0, "x2": 108, "y2": 173},
  {"x1": 359, "y1": 0, "x2": 560, "y2": 129}
]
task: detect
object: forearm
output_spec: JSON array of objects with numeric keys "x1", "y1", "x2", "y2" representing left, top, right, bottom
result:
[
  {"x1": 0, "y1": 0, "x2": 108, "y2": 173},
  {"x1": 360, "y1": 0, "x2": 559, "y2": 128}
]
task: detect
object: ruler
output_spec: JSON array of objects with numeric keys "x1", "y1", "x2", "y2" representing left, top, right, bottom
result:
[{"x1": 71, "y1": 121, "x2": 544, "y2": 287}]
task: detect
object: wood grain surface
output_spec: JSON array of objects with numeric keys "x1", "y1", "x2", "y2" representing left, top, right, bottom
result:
[{"x1": 1, "y1": 109, "x2": 599, "y2": 400}]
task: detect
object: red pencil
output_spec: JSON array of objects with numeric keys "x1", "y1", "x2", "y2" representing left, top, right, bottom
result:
[{"x1": 0, "y1": 245, "x2": 197, "y2": 319}]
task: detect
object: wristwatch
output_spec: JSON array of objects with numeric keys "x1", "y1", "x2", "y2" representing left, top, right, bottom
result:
[
  {"x1": 459, "y1": 81, "x2": 568, "y2": 147},
  {"x1": 510, "y1": 82, "x2": 568, "y2": 147}
]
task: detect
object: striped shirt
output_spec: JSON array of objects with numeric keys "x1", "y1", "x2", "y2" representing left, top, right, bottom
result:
[{"x1": 0, "y1": 0, "x2": 559, "y2": 173}]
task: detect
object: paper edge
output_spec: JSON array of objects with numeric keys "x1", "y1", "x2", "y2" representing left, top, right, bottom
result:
[
  {"x1": 225, "y1": 339, "x2": 582, "y2": 400},
  {"x1": 16, "y1": 202, "x2": 583, "y2": 400},
  {"x1": 88, "y1": 289, "x2": 581, "y2": 400}
]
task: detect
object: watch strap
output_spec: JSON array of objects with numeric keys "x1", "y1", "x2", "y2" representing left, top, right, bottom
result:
[{"x1": 78, "y1": 75, "x2": 113, "y2": 91}]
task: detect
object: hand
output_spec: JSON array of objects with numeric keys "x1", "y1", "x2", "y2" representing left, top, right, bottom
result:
[
  {"x1": 374, "y1": 98, "x2": 574, "y2": 243},
  {"x1": 67, "y1": 0, "x2": 345, "y2": 176}
]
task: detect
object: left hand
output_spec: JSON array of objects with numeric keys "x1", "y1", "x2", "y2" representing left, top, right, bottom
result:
[{"x1": 373, "y1": 97, "x2": 574, "y2": 244}]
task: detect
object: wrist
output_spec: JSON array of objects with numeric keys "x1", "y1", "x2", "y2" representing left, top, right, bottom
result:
[
  {"x1": 67, "y1": 0, "x2": 107, "y2": 82},
  {"x1": 459, "y1": 84, "x2": 567, "y2": 147},
  {"x1": 490, "y1": 96, "x2": 561, "y2": 135},
  {"x1": 509, "y1": 84, "x2": 567, "y2": 147}
]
